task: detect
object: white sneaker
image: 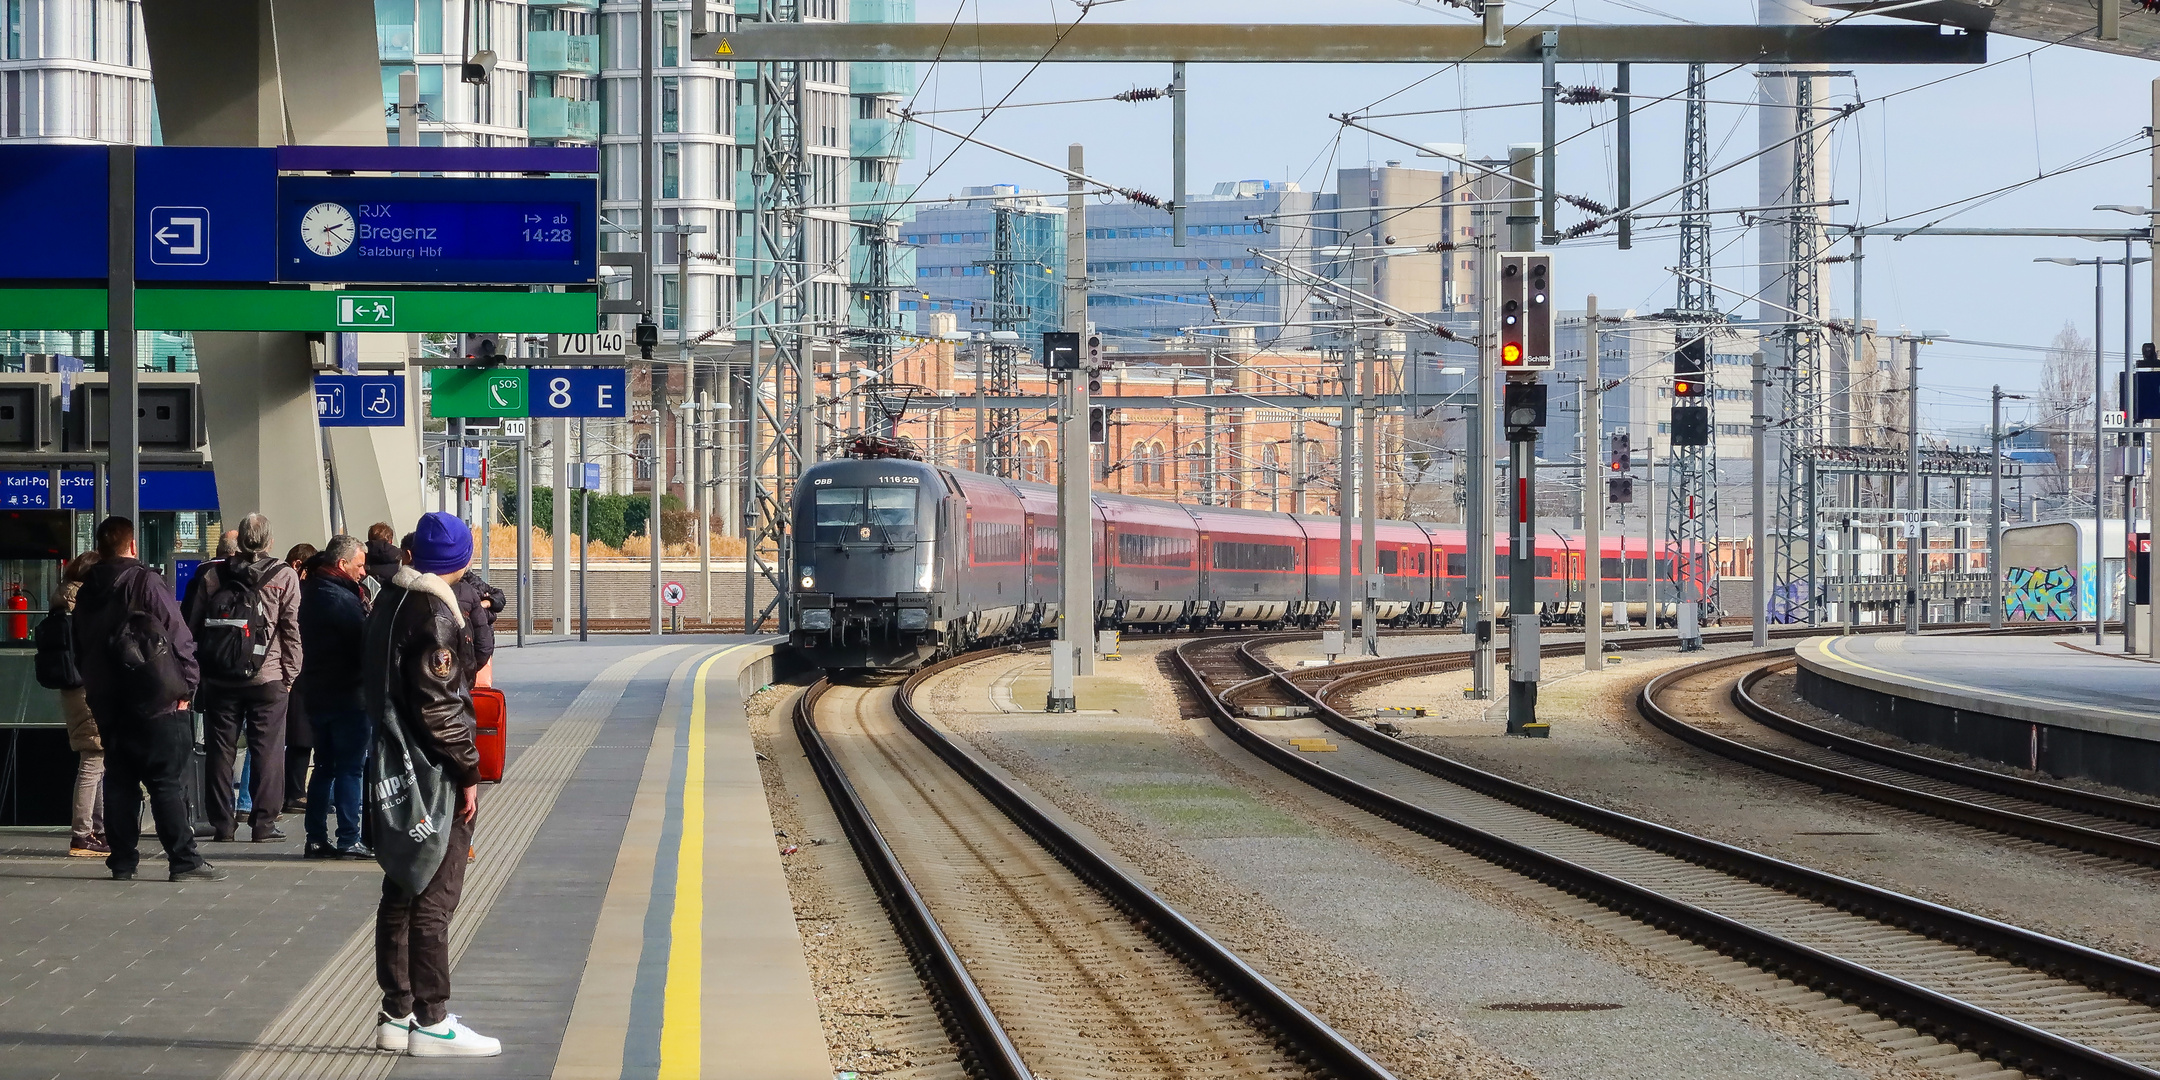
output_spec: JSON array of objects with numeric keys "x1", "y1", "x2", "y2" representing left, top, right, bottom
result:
[
  {"x1": 375, "y1": 1011, "x2": 414, "y2": 1052},
  {"x1": 405, "y1": 1014, "x2": 503, "y2": 1057}
]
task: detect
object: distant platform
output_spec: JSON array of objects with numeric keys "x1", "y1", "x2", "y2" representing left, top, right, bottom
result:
[{"x1": 1794, "y1": 632, "x2": 2160, "y2": 795}]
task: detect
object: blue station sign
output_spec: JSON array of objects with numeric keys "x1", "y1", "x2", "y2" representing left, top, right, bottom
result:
[
  {"x1": 278, "y1": 176, "x2": 597, "y2": 285},
  {"x1": 527, "y1": 367, "x2": 627, "y2": 418},
  {"x1": 0, "y1": 146, "x2": 598, "y2": 286},
  {"x1": 314, "y1": 375, "x2": 407, "y2": 427},
  {"x1": 0, "y1": 470, "x2": 220, "y2": 511}
]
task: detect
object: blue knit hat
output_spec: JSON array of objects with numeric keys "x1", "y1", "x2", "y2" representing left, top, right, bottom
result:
[{"x1": 409, "y1": 511, "x2": 473, "y2": 576}]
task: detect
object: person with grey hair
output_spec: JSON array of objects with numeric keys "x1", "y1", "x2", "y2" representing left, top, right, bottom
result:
[
  {"x1": 183, "y1": 512, "x2": 305, "y2": 843},
  {"x1": 300, "y1": 534, "x2": 371, "y2": 858}
]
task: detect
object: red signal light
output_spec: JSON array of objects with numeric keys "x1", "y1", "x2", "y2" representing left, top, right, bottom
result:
[
  {"x1": 1501, "y1": 342, "x2": 1523, "y2": 365},
  {"x1": 1673, "y1": 378, "x2": 1697, "y2": 397}
]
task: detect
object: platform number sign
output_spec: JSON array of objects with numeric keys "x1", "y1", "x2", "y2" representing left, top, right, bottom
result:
[{"x1": 528, "y1": 368, "x2": 626, "y2": 418}]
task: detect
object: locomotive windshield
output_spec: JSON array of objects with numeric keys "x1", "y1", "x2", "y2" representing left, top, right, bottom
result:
[{"x1": 811, "y1": 486, "x2": 921, "y2": 545}]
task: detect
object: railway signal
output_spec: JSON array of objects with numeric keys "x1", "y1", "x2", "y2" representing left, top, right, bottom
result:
[
  {"x1": 1671, "y1": 329, "x2": 1709, "y2": 447},
  {"x1": 1498, "y1": 254, "x2": 1554, "y2": 369},
  {"x1": 1609, "y1": 431, "x2": 1631, "y2": 474}
]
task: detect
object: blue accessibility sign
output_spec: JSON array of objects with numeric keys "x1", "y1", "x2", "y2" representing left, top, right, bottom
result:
[{"x1": 314, "y1": 375, "x2": 405, "y2": 427}]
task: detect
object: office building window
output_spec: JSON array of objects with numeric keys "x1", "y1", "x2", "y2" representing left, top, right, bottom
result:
[
  {"x1": 660, "y1": 76, "x2": 678, "y2": 132},
  {"x1": 662, "y1": 273, "x2": 679, "y2": 331},
  {"x1": 661, "y1": 11, "x2": 679, "y2": 66},
  {"x1": 635, "y1": 434, "x2": 654, "y2": 481},
  {"x1": 661, "y1": 143, "x2": 680, "y2": 198},
  {"x1": 416, "y1": 0, "x2": 441, "y2": 53}
]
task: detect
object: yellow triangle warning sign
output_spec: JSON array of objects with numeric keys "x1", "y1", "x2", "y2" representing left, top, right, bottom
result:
[{"x1": 716, "y1": 38, "x2": 733, "y2": 55}]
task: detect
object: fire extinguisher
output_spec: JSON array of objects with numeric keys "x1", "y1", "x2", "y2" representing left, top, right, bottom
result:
[{"x1": 6, "y1": 584, "x2": 29, "y2": 641}]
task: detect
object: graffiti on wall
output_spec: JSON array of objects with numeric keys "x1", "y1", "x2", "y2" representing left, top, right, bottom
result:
[{"x1": 2003, "y1": 566, "x2": 2078, "y2": 621}]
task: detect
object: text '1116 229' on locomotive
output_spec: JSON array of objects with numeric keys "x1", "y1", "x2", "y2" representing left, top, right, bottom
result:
[{"x1": 788, "y1": 451, "x2": 1691, "y2": 672}]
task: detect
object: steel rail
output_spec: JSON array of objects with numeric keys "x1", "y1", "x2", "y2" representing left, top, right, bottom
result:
[
  {"x1": 1732, "y1": 658, "x2": 2160, "y2": 830},
  {"x1": 792, "y1": 678, "x2": 1035, "y2": 1080},
  {"x1": 1166, "y1": 630, "x2": 2160, "y2": 1080},
  {"x1": 1634, "y1": 650, "x2": 2160, "y2": 867},
  {"x1": 800, "y1": 648, "x2": 1400, "y2": 1080}
]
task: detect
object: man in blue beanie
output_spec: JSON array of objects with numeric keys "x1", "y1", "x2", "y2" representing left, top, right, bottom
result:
[{"x1": 362, "y1": 512, "x2": 499, "y2": 1057}]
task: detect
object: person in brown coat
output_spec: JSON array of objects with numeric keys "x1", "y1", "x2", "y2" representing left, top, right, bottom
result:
[
  {"x1": 183, "y1": 513, "x2": 304, "y2": 843},
  {"x1": 59, "y1": 552, "x2": 103, "y2": 858}
]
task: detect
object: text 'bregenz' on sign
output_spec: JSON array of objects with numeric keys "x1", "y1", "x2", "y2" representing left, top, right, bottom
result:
[{"x1": 281, "y1": 176, "x2": 597, "y2": 286}]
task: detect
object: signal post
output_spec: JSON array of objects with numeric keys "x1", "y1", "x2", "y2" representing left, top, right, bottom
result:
[{"x1": 1500, "y1": 253, "x2": 1553, "y2": 736}]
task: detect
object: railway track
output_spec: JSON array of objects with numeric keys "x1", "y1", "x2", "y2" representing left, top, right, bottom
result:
[
  {"x1": 792, "y1": 651, "x2": 1397, "y2": 1080},
  {"x1": 1640, "y1": 651, "x2": 2160, "y2": 872},
  {"x1": 1171, "y1": 627, "x2": 2160, "y2": 1080}
]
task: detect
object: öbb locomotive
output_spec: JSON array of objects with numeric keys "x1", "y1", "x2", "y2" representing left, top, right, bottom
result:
[{"x1": 789, "y1": 455, "x2": 1690, "y2": 670}]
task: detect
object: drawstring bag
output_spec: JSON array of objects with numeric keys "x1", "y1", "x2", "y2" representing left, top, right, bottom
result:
[{"x1": 364, "y1": 589, "x2": 456, "y2": 894}]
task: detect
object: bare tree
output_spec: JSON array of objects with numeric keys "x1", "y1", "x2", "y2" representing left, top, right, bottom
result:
[{"x1": 2036, "y1": 321, "x2": 2093, "y2": 516}]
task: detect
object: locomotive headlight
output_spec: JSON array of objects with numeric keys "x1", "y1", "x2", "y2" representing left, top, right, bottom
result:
[
  {"x1": 897, "y1": 607, "x2": 930, "y2": 630},
  {"x1": 799, "y1": 567, "x2": 815, "y2": 589}
]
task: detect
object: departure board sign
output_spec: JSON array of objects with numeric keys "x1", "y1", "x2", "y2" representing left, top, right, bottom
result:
[{"x1": 277, "y1": 176, "x2": 597, "y2": 285}]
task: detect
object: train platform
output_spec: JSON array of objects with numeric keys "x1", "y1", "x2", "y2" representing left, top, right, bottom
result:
[
  {"x1": 0, "y1": 635, "x2": 829, "y2": 1080},
  {"x1": 1794, "y1": 631, "x2": 2160, "y2": 794}
]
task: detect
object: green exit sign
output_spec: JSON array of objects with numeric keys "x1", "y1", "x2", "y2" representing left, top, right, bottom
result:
[{"x1": 430, "y1": 369, "x2": 528, "y2": 418}]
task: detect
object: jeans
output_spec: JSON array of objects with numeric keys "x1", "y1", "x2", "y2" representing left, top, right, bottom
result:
[
  {"x1": 103, "y1": 710, "x2": 205, "y2": 877},
  {"x1": 71, "y1": 749, "x2": 105, "y2": 847},
  {"x1": 305, "y1": 708, "x2": 370, "y2": 850}
]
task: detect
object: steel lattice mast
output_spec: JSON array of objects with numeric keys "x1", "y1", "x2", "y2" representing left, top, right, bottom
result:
[
  {"x1": 977, "y1": 204, "x2": 1026, "y2": 476},
  {"x1": 1770, "y1": 72, "x2": 1825, "y2": 624},
  {"x1": 743, "y1": 0, "x2": 808, "y2": 633},
  {"x1": 1665, "y1": 63, "x2": 1721, "y2": 631}
]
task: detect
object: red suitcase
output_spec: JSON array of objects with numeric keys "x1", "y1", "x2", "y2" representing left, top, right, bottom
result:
[{"x1": 472, "y1": 686, "x2": 508, "y2": 784}]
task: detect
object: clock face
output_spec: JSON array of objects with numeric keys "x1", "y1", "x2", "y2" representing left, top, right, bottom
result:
[{"x1": 300, "y1": 202, "x2": 356, "y2": 257}]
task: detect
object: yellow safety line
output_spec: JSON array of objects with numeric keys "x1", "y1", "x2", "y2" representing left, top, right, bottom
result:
[
  {"x1": 1815, "y1": 636, "x2": 2159, "y2": 723},
  {"x1": 658, "y1": 643, "x2": 754, "y2": 1080}
]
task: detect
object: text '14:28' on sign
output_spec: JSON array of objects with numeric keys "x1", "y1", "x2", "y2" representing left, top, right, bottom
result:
[{"x1": 279, "y1": 176, "x2": 596, "y2": 285}]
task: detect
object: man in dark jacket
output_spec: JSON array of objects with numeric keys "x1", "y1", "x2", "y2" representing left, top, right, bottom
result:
[
  {"x1": 366, "y1": 512, "x2": 499, "y2": 1057},
  {"x1": 450, "y1": 572, "x2": 504, "y2": 683},
  {"x1": 300, "y1": 535, "x2": 371, "y2": 859},
  {"x1": 363, "y1": 522, "x2": 402, "y2": 598},
  {"x1": 72, "y1": 516, "x2": 224, "y2": 883}
]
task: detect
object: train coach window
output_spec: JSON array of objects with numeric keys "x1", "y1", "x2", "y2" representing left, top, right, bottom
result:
[
  {"x1": 1213, "y1": 541, "x2": 1295, "y2": 572},
  {"x1": 1377, "y1": 549, "x2": 1399, "y2": 574},
  {"x1": 1534, "y1": 556, "x2": 1554, "y2": 578},
  {"x1": 1119, "y1": 531, "x2": 1195, "y2": 567},
  {"x1": 1625, "y1": 557, "x2": 1648, "y2": 579},
  {"x1": 1656, "y1": 558, "x2": 1674, "y2": 579},
  {"x1": 1602, "y1": 557, "x2": 1625, "y2": 580},
  {"x1": 1447, "y1": 553, "x2": 1466, "y2": 576}
]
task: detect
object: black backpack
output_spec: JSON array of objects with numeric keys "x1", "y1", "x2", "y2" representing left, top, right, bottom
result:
[
  {"x1": 97, "y1": 567, "x2": 189, "y2": 715},
  {"x1": 193, "y1": 557, "x2": 276, "y2": 682},
  {"x1": 32, "y1": 602, "x2": 79, "y2": 690}
]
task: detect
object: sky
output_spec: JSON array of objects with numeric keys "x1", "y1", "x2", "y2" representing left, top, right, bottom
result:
[{"x1": 895, "y1": 0, "x2": 2159, "y2": 443}]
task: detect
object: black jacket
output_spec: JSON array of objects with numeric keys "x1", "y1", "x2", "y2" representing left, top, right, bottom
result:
[
  {"x1": 363, "y1": 567, "x2": 481, "y2": 787},
  {"x1": 72, "y1": 556, "x2": 198, "y2": 723},
  {"x1": 364, "y1": 539, "x2": 403, "y2": 588},
  {"x1": 452, "y1": 573, "x2": 504, "y2": 676},
  {"x1": 299, "y1": 571, "x2": 368, "y2": 714}
]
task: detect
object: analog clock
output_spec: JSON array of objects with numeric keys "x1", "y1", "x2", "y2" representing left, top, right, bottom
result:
[{"x1": 300, "y1": 202, "x2": 356, "y2": 257}]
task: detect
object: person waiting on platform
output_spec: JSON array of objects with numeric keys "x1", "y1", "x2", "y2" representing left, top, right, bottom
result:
[
  {"x1": 54, "y1": 552, "x2": 105, "y2": 858},
  {"x1": 367, "y1": 512, "x2": 498, "y2": 1057},
  {"x1": 280, "y1": 543, "x2": 318, "y2": 817},
  {"x1": 185, "y1": 513, "x2": 303, "y2": 844},
  {"x1": 72, "y1": 516, "x2": 223, "y2": 882},
  {"x1": 363, "y1": 521, "x2": 402, "y2": 602},
  {"x1": 300, "y1": 535, "x2": 371, "y2": 860}
]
